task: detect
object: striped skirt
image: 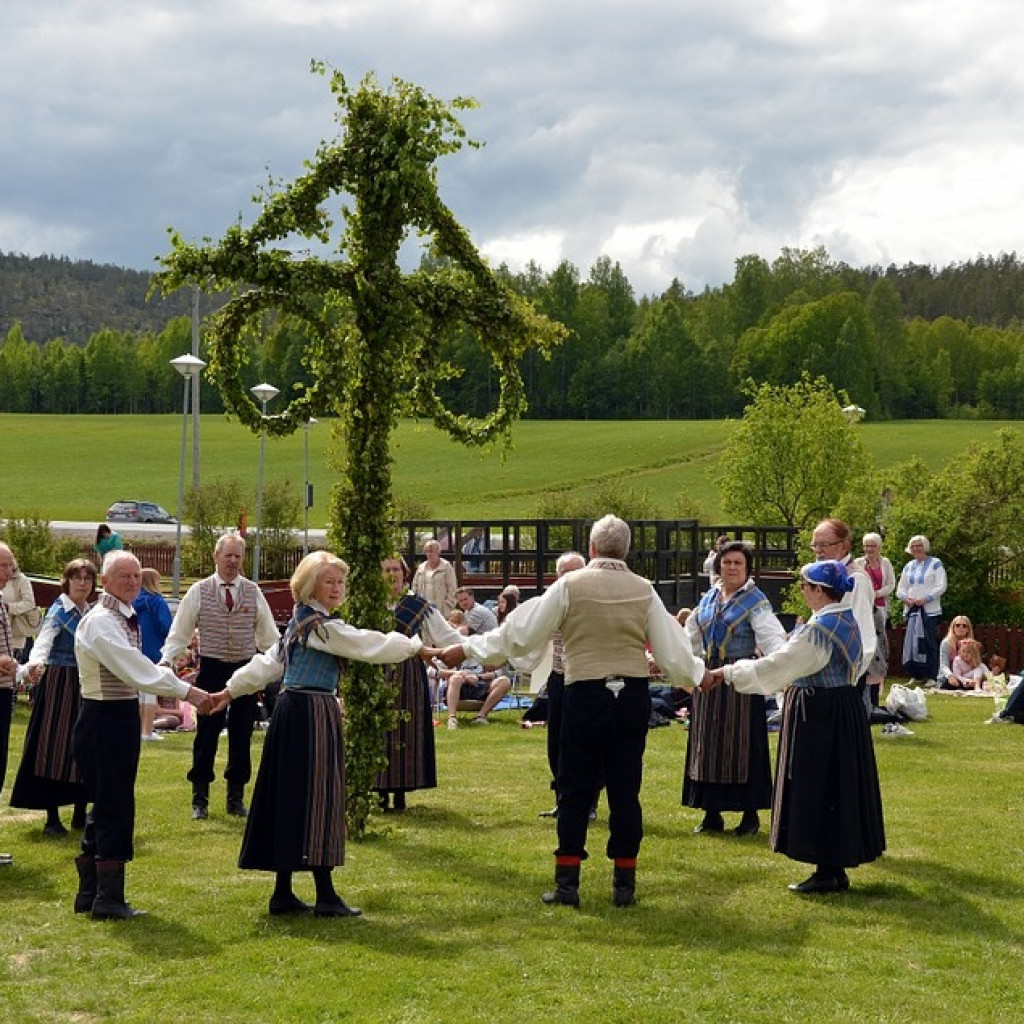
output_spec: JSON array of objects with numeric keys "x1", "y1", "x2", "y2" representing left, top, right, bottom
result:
[
  {"x1": 10, "y1": 664, "x2": 86, "y2": 809},
  {"x1": 374, "y1": 659, "x2": 437, "y2": 793},
  {"x1": 239, "y1": 688, "x2": 346, "y2": 872}
]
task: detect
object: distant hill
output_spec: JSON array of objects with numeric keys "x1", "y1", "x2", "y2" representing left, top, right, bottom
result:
[{"x1": 0, "y1": 251, "x2": 224, "y2": 345}]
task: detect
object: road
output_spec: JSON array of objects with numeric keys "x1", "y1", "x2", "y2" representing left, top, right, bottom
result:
[{"x1": 49, "y1": 521, "x2": 329, "y2": 543}]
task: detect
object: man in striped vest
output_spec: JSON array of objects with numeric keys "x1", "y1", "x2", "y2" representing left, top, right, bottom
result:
[
  {"x1": 0, "y1": 543, "x2": 19, "y2": 867},
  {"x1": 162, "y1": 532, "x2": 279, "y2": 820},
  {"x1": 73, "y1": 551, "x2": 210, "y2": 918}
]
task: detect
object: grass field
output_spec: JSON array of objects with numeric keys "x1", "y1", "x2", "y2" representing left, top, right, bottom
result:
[
  {"x1": 2, "y1": 690, "x2": 1023, "y2": 1022},
  {"x1": 1, "y1": 414, "x2": 1020, "y2": 524}
]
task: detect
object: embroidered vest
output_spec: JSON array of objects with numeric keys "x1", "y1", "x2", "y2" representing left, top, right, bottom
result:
[
  {"x1": 95, "y1": 594, "x2": 142, "y2": 700},
  {"x1": 47, "y1": 601, "x2": 83, "y2": 667},
  {"x1": 281, "y1": 604, "x2": 344, "y2": 692},
  {"x1": 394, "y1": 592, "x2": 430, "y2": 638},
  {"x1": 791, "y1": 609, "x2": 862, "y2": 689},
  {"x1": 694, "y1": 583, "x2": 767, "y2": 667}
]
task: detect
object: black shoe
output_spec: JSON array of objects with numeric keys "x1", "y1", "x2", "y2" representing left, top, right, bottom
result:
[
  {"x1": 693, "y1": 812, "x2": 724, "y2": 834},
  {"x1": 314, "y1": 897, "x2": 362, "y2": 918},
  {"x1": 392, "y1": 791, "x2": 406, "y2": 812},
  {"x1": 788, "y1": 872, "x2": 847, "y2": 894},
  {"x1": 0, "y1": 853, "x2": 13, "y2": 865},
  {"x1": 226, "y1": 799, "x2": 248, "y2": 818},
  {"x1": 43, "y1": 822, "x2": 69, "y2": 838},
  {"x1": 269, "y1": 893, "x2": 312, "y2": 916},
  {"x1": 734, "y1": 813, "x2": 760, "y2": 837},
  {"x1": 191, "y1": 803, "x2": 208, "y2": 821}
]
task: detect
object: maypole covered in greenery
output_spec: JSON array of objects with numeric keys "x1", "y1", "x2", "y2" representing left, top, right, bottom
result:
[{"x1": 156, "y1": 63, "x2": 565, "y2": 834}]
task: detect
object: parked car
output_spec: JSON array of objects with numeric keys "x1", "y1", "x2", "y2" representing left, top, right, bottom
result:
[{"x1": 106, "y1": 500, "x2": 177, "y2": 524}]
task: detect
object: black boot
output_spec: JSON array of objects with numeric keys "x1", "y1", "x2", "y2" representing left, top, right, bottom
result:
[
  {"x1": 92, "y1": 861, "x2": 145, "y2": 920},
  {"x1": 734, "y1": 810, "x2": 760, "y2": 837},
  {"x1": 73, "y1": 854, "x2": 97, "y2": 914},
  {"x1": 192, "y1": 783, "x2": 209, "y2": 820},
  {"x1": 541, "y1": 862, "x2": 581, "y2": 907},
  {"x1": 612, "y1": 864, "x2": 636, "y2": 907},
  {"x1": 226, "y1": 782, "x2": 248, "y2": 818}
]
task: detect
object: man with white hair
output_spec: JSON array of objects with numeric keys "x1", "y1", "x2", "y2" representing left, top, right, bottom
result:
[
  {"x1": 0, "y1": 543, "x2": 20, "y2": 866},
  {"x1": 162, "y1": 531, "x2": 279, "y2": 820},
  {"x1": 73, "y1": 551, "x2": 210, "y2": 918},
  {"x1": 441, "y1": 515, "x2": 706, "y2": 908}
]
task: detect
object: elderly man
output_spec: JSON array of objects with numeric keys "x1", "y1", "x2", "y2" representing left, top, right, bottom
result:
[
  {"x1": 73, "y1": 551, "x2": 209, "y2": 918},
  {"x1": 162, "y1": 531, "x2": 279, "y2": 820},
  {"x1": 454, "y1": 587, "x2": 497, "y2": 635},
  {"x1": 441, "y1": 515, "x2": 706, "y2": 908},
  {"x1": 0, "y1": 543, "x2": 20, "y2": 866},
  {"x1": 411, "y1": 539, "x2": 459, "y2": 615}
]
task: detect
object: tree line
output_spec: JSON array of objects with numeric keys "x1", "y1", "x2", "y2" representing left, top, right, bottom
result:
[{"x1": 2, "y1": 246, "x2": 1024, "y2": 419}]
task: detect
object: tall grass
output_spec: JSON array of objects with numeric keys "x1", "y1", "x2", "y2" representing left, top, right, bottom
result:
[
  {"x1": 2, "y1": 691, "x2": 1022, "y2": 1022},
  {"x1": 0, "y1": 414, "x2": 1020, "y2": 524}
]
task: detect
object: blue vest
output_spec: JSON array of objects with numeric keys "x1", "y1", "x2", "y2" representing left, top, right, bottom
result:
[
  {"x1": 791, "y1": 608, "x2": 862, "y2": 689},
  {"x1": 281, "y1": 604, "x2": 344, "y2": 692},
  {"x1": 45, "y1": 601, "x2": 83, "y2": 668},
  {"x1": 694, "y1": 583, "x2": 769, "y2": 666}
]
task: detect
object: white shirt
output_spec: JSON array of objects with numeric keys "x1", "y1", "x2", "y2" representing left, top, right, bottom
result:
[
  {"x1": 75, "y1": 598, "x2": 191, "y2": 701},
  {"x1": 225, "y1": 600, "x2": 424, "y2": 698},
  {"x1": 161, "y1": 572, "x2": 280, "y2": 662},
  {"x1": 841, "y1": 557, "x2": 878, "y2": 676},
  {"x1": 462, "y1": 569, "x2": 705, "y2": 690}
]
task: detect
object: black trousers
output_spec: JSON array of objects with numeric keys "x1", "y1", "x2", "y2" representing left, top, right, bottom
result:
[
  {"x1": 555, "y1": 678, "x2": 650, "y2": 862},
  {"x1": 73, "y1": 699, "x2": 140, "y2": 861},
  {"x1": 187, "y1": 657, "x2": 258, "y2": 787},
  {"x1": 545, "y1": 671, "x2": 565, "y2": 788},
  {"x1": 0, "y1": 687, "x2": 13, "y2": 794}
]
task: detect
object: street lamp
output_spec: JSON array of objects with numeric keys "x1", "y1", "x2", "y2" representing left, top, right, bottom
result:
[
  {"x1": 250, "y1": 382, "x2": 280, "y2": 584},
  {"x1": 170, "y1": 353, "x2": 207, "y2": 599},
  {"x1": 303, "y1": 418, "x2": 318, "y2": 556}
]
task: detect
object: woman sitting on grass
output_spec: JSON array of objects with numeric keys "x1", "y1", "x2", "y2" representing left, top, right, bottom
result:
[{"x1": 937, "y1": 616, "x2": 974, "y2": 689}]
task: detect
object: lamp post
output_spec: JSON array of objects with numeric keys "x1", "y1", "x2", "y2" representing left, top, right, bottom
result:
[
  {"x1": 250, "y1": 382, "x2": 280, "y2": 584},
  {"x1": 170, "y1": 354, "x2": 207, "y2": 599},
  {"x1": 303, "y1": 417, "x2": 318, "y2": 556}
]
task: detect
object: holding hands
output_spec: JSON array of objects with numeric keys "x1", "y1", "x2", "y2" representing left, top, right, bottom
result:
[
  {"x1": 185, "y1": 685, "x2": 214, "y2": 715},
  {"x1": 207, "y1": 689, "x2": 232, "y2": 715},
  {"x1": 418, "y1": 645, "x2": 443, "y2": 663},
  {"x1": 438, "y1": 644, "x2": 466, "y2": 669},
  {"x1": 699, "y1": 668, "x2": 726, "y2": 693},
  {"x1": 0, "y1": 654, "x2": 17, "y2": 677}
]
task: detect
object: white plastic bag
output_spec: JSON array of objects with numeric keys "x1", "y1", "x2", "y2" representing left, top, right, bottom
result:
[{"x1": 886, "y1": 683, "x2": 929, "y2": 722}]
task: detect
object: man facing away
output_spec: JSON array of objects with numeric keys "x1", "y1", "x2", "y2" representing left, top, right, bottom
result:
[
  {"x1": 73, "y1": 551, "x2": 209, "y2": 918},
  {"x1": 441, "y1": 515, "x2": 706, "y2": 908},
  {"x1": 161, "y1": 532, "x2": 279, "y2": 820}
]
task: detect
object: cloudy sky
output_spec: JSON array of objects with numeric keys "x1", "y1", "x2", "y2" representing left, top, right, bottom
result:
[{"x1": 2, "y1": 0, "x2": 1022, "y2": 294}]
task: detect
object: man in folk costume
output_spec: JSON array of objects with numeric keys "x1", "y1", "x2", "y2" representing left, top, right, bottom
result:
[
  {"x1": 73, "y1": 552, "x2": 209, "y2": 918},
  {"x1": 162, "y1": 532, "x2": 279, "y2": 820},
  {"x1": 441, "y1": 515, "x2": 706, "y2": 908}
]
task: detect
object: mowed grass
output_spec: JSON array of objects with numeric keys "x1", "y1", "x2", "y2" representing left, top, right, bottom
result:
[
  {"x1": 2, "y1": 690, "x2": 1023, "y2": 1022},
  {"x1": 0, "y1": 414, "x2": 1020, "y2": 524}
]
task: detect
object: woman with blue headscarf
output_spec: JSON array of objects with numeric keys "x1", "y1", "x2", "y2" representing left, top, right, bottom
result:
[{"x1": 705, "y1": 560, "x2": 886, "y2": 894}]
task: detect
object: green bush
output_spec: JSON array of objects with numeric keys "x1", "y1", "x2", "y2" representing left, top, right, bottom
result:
[{"x1": 0, "y1": 512, "x2": 81, "y2": 575}]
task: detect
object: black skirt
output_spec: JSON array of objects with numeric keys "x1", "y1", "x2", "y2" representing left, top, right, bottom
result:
[
  {"x1": 771, "y1": 684, "x2": 886, "y2": 868},
  {"x1": 374, "y1": 659, "x2": 437, "y2": 793},
  {"x1": 239, "y1": 688, "x2": 346, "y2": 872},
  {"x1": 10, "y1": 664, "x2": 86, "y2": 809}
]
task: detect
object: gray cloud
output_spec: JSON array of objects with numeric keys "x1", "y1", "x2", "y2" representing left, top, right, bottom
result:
[{"x1": 2, "y1": 0, "x2": 1022, "y2": 293}]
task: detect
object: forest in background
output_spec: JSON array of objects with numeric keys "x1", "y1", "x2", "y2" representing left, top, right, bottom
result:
[{"x1": 1, "y1": 246, "x2": 1023, "y2": 419}]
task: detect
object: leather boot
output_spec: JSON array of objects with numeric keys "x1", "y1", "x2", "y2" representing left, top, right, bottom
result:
[
  {"x1": 73, "y1": 854, "x2": 97, "y2": 914},
  {"x1": 192, "y1": 783, "x2": 209, "y2": 820},
  {"x1": 612, "y1": 865, "x2": 637, "y2": 907},
  {"x1": 92, "y1": 861, "x2": 145, "y2": 920},
  {"x1": 226, "y1": 782, "x2": 248, "y2": 818},
  {"x1": 541, "y1": 862, "x2": 580, "y2": 907}
]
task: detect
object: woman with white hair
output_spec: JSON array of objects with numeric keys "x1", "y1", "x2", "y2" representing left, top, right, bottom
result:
[
  {"x1": 853, "y1": 533, "x2": 896, "y2": 707},
  {"x1": 211, "y1": 551, "x2": 440, "y2": 918},
  {"x1": 896, "y1": 535, "x2": 947, "y2": 684}
]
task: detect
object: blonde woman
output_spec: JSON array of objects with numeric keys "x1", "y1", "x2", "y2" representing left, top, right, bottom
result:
[
  {"x1": 937, "y1": 616, "x2": 974, "y2": 689},
  {"x1": 210, "y1": 551, "x2": 440, "y2": 917}
]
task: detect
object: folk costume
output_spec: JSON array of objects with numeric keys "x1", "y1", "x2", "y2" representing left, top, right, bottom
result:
[
  {"x1": 0, "y1": 597, "x2": 15, "y2": 800},
  {"x1": 463, "y1": 556, "x2": 705, "y2": 907},
  {"x1": 897, "y1": 554, "x2": 947, "y2": 682},
  {"x1": 223, "y1": 600, "x2": 422, "y2": 914},
  {"x1": 73, "y1": 593, "x2": 193, "y2": 917},
  {"x1": 721, "y1": 562, "x2": 886, "y2": 891},
  {"x1": 374, "y1": 592, "x2": 462, "y2": 809},
  {"x1": 683, "y1": 578, "x2": 786, "y2": 826},
  {"x1": 162, "y1": 573, "x2": 279, "y2": 817},
  {"x1": 10, "y1": 596, "x2": 88, "y2": 817}
]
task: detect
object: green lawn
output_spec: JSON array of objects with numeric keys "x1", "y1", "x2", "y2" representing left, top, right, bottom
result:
[
  {"x1": 1, "y1": 691, "x2": 1022, "y2": 1022},
  {"x1": 1, "y1": 414, "x2": 1020, "y2": 524}
]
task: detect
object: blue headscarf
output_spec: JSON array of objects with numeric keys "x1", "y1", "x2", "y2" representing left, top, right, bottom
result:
[{"x1": 800, "y1": 559, "x2": 855, "y2": 593}]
